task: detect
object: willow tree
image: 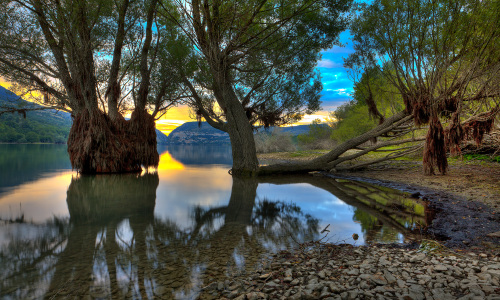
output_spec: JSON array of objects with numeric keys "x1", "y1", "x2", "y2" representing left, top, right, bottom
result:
[
  {"x1": 0, "y1": 0, "x2": 185, "y2": 173},
  {"x1": 161, "y1": 0, "x2": 352, "y2": 176},
  {"x1": 346, "y1": 0, "x2": 500, "y2": 175}
]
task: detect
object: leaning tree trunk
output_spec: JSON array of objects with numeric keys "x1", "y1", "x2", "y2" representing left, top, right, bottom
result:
[
  {"x1": 258, "y1": 111, "x2": 414, "y2": 175},
  {"x1": 67, "y1": 108, "x2": 159, "y2": 174},
  {"x1": 222, "y1": 86, "x2": 260, "y2": 176}
]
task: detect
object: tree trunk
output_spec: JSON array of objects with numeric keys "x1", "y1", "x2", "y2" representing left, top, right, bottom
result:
[
  {"x1": 67, "y1": 108, "x2": 159, "y2": 174},
  {"x1": 221, "y1": 85, "x2": 260, "y2": 176},
  {"x1": 258, "y1": 111, "x2": 412, "y2": 175}
]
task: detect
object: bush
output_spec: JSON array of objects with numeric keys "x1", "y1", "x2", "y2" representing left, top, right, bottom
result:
[
  {"x1": 298, "y1": 119, "x2": 336, "y2": 150},
  {"x1": 255, "y1": 128, "x2": 296, "y2": 153}
]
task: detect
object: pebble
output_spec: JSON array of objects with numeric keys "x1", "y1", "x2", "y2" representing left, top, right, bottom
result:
[{"x1": 203, "y1": 244, "x2": 500, "y2": 299}]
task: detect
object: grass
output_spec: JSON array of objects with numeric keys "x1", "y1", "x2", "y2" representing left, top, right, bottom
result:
[
  {"x1": 288, "y1": 150, "x2": 329, "y2": 157},
  {"x1": 462, "y1": 154, "x2": 500, "y2": 163}
]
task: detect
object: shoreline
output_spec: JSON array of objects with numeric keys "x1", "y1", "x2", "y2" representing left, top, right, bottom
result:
[
  {"x1": 201, "y1": 156, "x2": 500, "y2": 299},
  {"x1": 192, "y1": 153, "x2": 500, "y2": 299}
]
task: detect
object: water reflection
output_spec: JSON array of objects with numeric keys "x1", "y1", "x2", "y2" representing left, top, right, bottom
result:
[
  {"x1": 0, "y1": 144, "x2": 71, "y2": 195},
  {"x1": 259, "y1": 176, "x2": 429, "y2": 244},
  {"x1": 0, "y1": 145, "x2": 433, "y2": 299},
  {"x1": 1, "y1": 173, "x2": 430, "y2": 299},
  {"x1": 1, "y1": 174, "x2": 319, "y2": 299}
]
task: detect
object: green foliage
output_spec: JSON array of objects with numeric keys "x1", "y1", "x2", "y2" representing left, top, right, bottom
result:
[
  {"x1": 297, "y1": 119, "x2": 335, "y2": 149},
  {"x1": 462, "y1": 154, "x2": 500, "y2": 163},
  {"x1": 330, "y1": 101, "x2": 376, "y2": 142},
  {"x1": 0, "y1": 112, "x2": 70, "y2": 144}
]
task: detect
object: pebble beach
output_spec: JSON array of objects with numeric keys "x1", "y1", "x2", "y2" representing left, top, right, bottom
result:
[{"x1": 200, "y1": 243, "x2": 500, "y2": 300}]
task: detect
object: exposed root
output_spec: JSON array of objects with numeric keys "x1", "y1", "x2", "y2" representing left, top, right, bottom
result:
[
  {"x1": 67, "y1": 109, "x2": 158, "y2": 174},
  {"x1": 423, "y1": 117, "x2": 447, "y2": 175}
]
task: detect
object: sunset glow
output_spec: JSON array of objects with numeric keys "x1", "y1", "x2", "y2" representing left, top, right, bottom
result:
[{"x1": 157, "y1": 151, "x2": 185, "y2": 171}]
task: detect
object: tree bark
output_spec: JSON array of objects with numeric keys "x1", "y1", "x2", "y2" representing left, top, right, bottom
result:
[
  {"x1": 224, "y1": 93, "x2": 260, "y2": 176},
  {"x1": 67, "y1": 108, "x2": 159, "y2": 174}
]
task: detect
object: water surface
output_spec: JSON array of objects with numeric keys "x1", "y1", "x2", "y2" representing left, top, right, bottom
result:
[{"x1": 0, "y1": 144, "x2": 430, "y2": 299}]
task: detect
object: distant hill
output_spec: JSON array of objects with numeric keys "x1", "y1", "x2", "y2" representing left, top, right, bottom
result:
[
  {"x1": 0, "y1": 86, "x2": 72, "y2": 143},
  {"x1": 156, "y1": 129, "x2": 169, "y2": 144},
  {"x1": 256, "y1": 124, "x2": 312, "y2": 136},
  {"x1": 0, "y1": 86, "x2": 169, "y2": 144},
  {"x1": 166, "y1": 121, "x2": 314, "y2": 144},
  {"x1": 167, "y1": 122, "x2": 231, "y2": 144}
]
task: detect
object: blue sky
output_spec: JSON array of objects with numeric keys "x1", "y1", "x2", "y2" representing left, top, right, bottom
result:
[{"x1": 317, "y1": 31, "x2": 355, "y2": 112}]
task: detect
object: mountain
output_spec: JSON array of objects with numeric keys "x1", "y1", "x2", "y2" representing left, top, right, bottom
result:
[
  {"x1": 0, "y1": 86, "x2": 72, "y2": 143},
  {"x1": 167, "y1": 122, "x2": 231, "y2": 144},
  {"x1": 257, "y1": 124, "x2": 312, "y2": 136},
  {"x1": 156, "y1": 129, "x2": 169, "y2": 144},
  {"x1": 166, "y1": 121, "x2": 315, "y2": 144}
]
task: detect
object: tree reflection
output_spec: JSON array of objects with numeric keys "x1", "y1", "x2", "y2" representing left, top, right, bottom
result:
[
  {"x1": 260, "y1": 175, "x2": 430, "y2": 244},
  {"x1": 0, "y1": 174, "x2": 431, "y2": 299}
]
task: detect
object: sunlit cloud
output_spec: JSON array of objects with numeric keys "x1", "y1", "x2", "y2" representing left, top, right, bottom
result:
[
  {"x1": 294, "y1": 111, "x2": 332, "y2": 125},
  {"x1": 0, "y1": 77, "x2": 11, "y2": 89},
  {"x1": 156, "y1": 105, "x2": 194, "y2": 135}
]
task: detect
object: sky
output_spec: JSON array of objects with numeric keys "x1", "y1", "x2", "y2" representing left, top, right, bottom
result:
[{"x1": 0, "y1": 32, "x2": 355, "y2": 136}]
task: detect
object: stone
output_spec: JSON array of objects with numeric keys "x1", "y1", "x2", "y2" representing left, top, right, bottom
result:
[
  {"x1": 346, "y1": 269, "x2": 359, "y2": 276},
  {"x1": 371, "y1": 274, "x2": 388, "y2": 285},
  {"x1": 486, "y1": 231, "x2": 500, "y2": 238},
  {"x1": 384, "y1": 270, "x2": 397, "y2": 284},
  {"x1": 434, "y1": 264, "x2": 448, "y2": 272},
  {"x1": 290, "y1": 279, "x2": 300, "y2": 286},
  {"x1": 410, "y1": 253, "x2": 426, "y2": 263},
  {"x1": 487, "y1": 269, "x2": 500, "y2": 278}
]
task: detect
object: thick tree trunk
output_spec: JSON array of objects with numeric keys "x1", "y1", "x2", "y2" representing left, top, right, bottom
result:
[
  {"x1": 67, "y1": 109, "x2": 159, "y2": 174},
  {"x1": 221, "y1": 85, "x2": 260, "y2": 176}
]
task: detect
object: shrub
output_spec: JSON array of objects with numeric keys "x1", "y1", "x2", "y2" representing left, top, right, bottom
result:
[{"x1": 255, "y1": 128, "x2": 296, "y2": 153}]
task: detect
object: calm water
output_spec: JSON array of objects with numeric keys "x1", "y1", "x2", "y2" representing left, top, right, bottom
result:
[{"x1": 0, "y1": 144, "x2": 430, "y2": 299}]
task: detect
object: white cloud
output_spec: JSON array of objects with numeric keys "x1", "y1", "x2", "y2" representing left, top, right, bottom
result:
[{"x1": 317, "y1": 59, "x2": 343, "y2": 69}]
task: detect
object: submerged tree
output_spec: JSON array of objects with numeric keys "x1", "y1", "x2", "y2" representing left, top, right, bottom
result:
[
  {"x1": 0, "y1": 0, "x2": 185, "y2": 173},
  {"x1": 161, "y1": 0, "x2": 352, "y2": 175}
]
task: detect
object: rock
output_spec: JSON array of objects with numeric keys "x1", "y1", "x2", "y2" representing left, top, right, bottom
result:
[
  {"x1": 434, "y1": 264, "x2": 448, "y2": 272},
  {"x1": 384, "y1": 270, "x2": 397, "y2": 284},
  {"x1": 410, "y1": 253, "x2": 426, "y2": 263},
  {"x1": 346, "y1": 269, "x2": 359, "y2": 276},
  {"x1": 371, "y1": 274, "x2": 388, "y2": 285},
  {"x1": 487, "y1": 269, "x2": 500, "y2": 278}
]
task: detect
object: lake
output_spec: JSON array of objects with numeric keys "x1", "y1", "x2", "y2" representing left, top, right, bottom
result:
[{"x1": 0, "y1": 144, "x2": 431, "y2": 299}]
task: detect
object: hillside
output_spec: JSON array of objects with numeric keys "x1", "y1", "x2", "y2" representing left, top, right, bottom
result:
[
  {"x1": 167, "y1": 122, "x2": 313, "y2": 144},
  {"x1": 167, "y1": 122, "x2": 231, "y2": 144},
  {"x1": 0, "y1": 86, "x2": 72, "y2": 143},
  {"x1": 0, "y1": 86, "x2": 168, "y2": 144}
]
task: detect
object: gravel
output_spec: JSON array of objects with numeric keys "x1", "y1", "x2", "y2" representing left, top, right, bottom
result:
[{"x1": 199, "y1": 244, "x2": 500, "y2": 300}]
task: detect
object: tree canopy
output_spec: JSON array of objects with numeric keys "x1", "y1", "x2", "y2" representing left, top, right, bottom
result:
[
  {"x1": 160, "y1": 0, "x2": 352, "y2": 174},
  {"x1": 346, "y1": 0, "x2": 500, "y2": 174}
]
